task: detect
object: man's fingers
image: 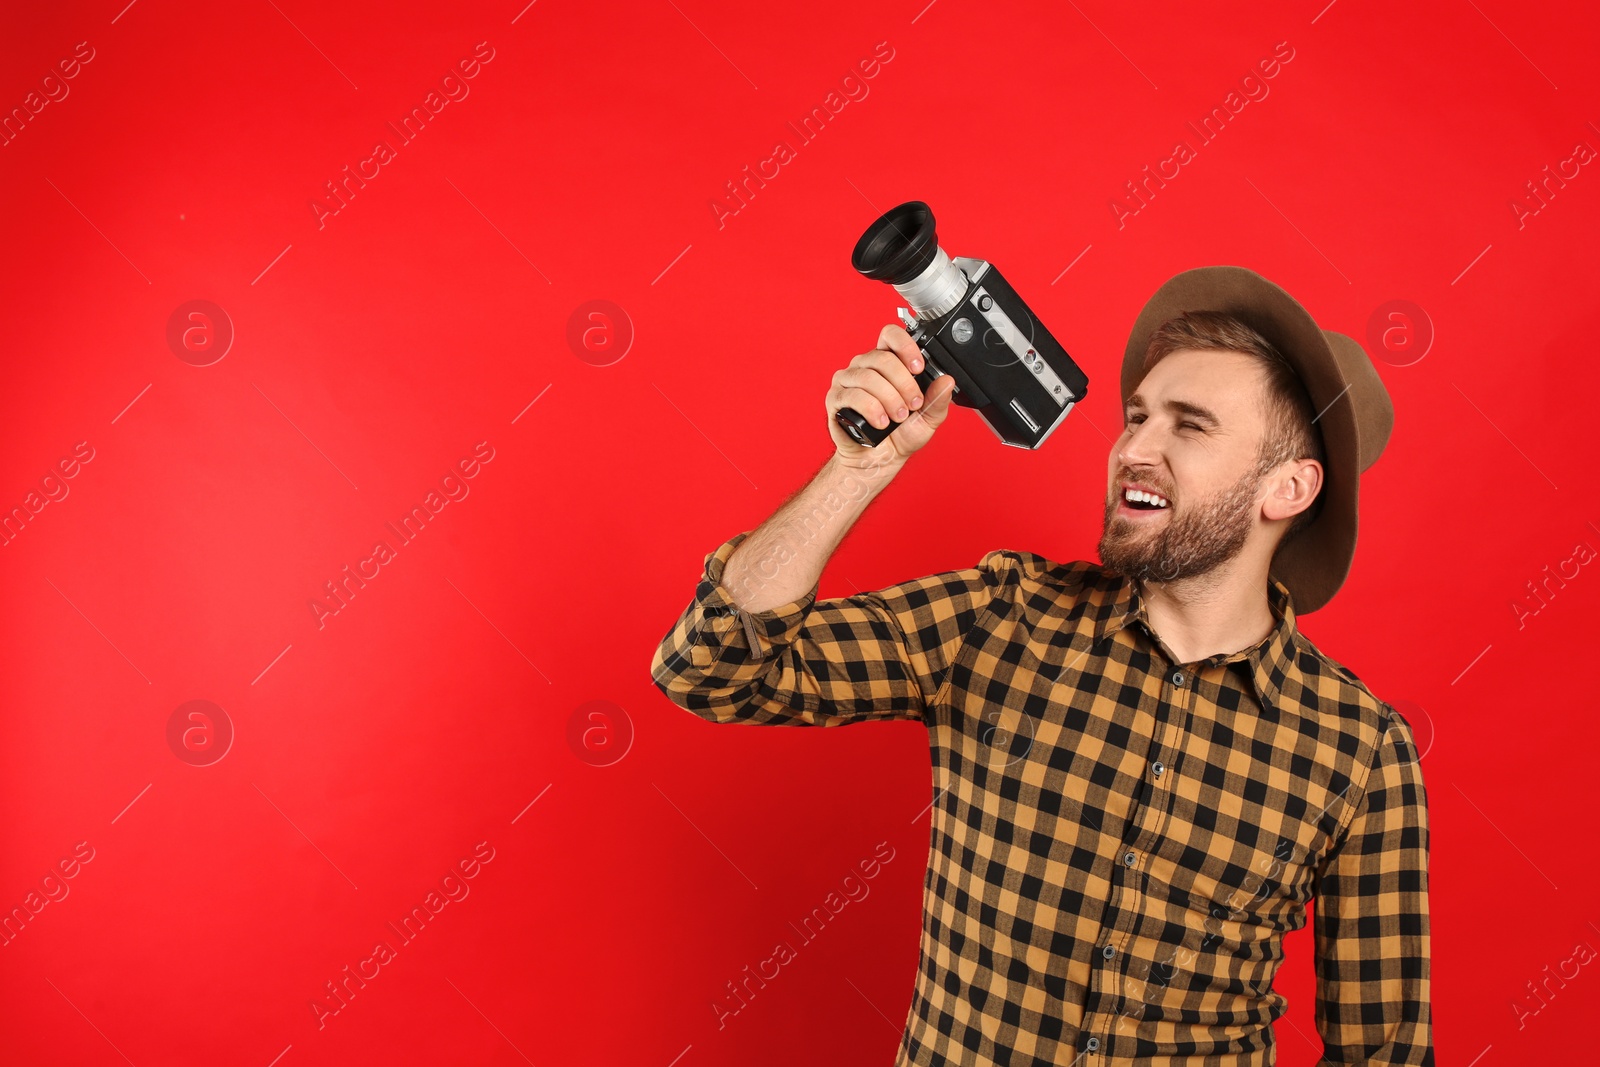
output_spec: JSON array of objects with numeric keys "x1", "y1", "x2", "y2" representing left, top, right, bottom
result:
[
  {"x1": 856, "y1": 350, "x2": 924, "y2": 411},
  {"x1": 837, "y1": 365, "x2": 912, "y2": 425},
  {"x1": 876, "y1": 324, "x2": 924, "y2": 373}
]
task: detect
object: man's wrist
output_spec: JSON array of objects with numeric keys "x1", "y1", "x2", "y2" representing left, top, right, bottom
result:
[{"x1": 830, "y1": 449, "x2": 907, "y2": 483}]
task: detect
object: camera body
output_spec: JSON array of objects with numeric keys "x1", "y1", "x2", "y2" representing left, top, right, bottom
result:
[{"x1": 837, "y1": 202, "x2": 1089, "y2": 450}]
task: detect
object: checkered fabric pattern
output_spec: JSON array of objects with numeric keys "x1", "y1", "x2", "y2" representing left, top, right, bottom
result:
[{"x1": 650, "y1": 530, "x2": 1432, "y2": 1066}]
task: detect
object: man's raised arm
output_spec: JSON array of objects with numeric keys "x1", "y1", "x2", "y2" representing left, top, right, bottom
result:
[{"x1": 649, "y1": 324, "x2": 1008, "y2": 728}]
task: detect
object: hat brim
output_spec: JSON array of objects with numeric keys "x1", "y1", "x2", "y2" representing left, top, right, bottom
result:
[{"x1": 1119, "y1": 266, "x2": 1366, "y2": 615}]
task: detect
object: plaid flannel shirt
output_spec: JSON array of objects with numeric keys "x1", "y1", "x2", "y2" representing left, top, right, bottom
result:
[{"x1": 650, "y1": 530, "x2": 1432, "y2": 1066}]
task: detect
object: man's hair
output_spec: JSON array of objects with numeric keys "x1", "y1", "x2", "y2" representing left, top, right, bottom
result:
[{"x1": 1140, "y1": 310, "x2": 1326, "y2": 546}]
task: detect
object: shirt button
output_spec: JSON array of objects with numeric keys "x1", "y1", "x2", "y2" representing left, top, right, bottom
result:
[
  {"x1": 1171, "y1": 670, "x2": 1185, "y2": 686},
  {"x1": 1123, "y1": 850, "x2": 1137, "y2": 867},
  {"x1": 1086, "y1": 1037, "x2": 1101, "y2": 1052},
  {"x1": 1101, "y1": 944, "x2": 1115, "y2": 961},
  {"x1": 1152, "y1": 760, "x2": 1165, "y2": 777}
]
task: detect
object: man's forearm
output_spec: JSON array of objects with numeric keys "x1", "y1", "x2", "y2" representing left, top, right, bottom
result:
[{"x1": 720, "y1": 452, "x2": 906, "y2": 613}]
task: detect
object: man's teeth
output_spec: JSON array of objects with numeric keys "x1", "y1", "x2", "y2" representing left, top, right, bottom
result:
[{"x1": 1124, "y1": 488, "x2": 1170, "y2": 508}]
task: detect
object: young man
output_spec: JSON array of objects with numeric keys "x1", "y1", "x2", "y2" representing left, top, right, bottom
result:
[{"x1": 650, "y1": 266, "x2": 1431, "y2": 1066}]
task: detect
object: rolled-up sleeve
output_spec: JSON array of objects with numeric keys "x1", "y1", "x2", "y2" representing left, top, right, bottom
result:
[
  {"x1": 649, "y1": 530, "x2": 1013, "y2": 727},
  {"x1": 1312, "y1": 706, "x2": 1432, "y2": 1065}
]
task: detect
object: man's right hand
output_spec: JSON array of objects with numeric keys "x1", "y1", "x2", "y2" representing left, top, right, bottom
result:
[{"x1": 826, "y1": 324, "x2": 958, "y2": 467}]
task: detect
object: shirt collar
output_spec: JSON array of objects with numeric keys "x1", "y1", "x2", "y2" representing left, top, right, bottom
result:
[{"x1": 1089, "y1": 566, "x2": 1300, "y2": 714}]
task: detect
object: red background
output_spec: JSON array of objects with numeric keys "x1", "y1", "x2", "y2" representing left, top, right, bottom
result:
[{"x1": 1, "y1": 1, "x2": 1595, "y2": 1064}]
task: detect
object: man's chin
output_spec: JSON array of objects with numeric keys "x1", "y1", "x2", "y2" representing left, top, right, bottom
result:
[
  {"x1": 1098, "y1": 540, "x2": 1147, "y2": 574},
  {"x1": 1100, "y1": 524, "x2": 1152, "y2": 552}
]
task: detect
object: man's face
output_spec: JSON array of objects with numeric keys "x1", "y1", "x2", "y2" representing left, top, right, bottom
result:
[{"x1": 1098, "y1": 349, "x2": 1272, "y2": 584}]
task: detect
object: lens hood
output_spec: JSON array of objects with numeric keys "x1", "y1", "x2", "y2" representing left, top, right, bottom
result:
[{"x1": 851, "y1": 201, "x2": 939, "y2": 283}]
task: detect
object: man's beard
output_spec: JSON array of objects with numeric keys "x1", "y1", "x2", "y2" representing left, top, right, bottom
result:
[{"x1": 1098, "y1": 462, "x2": 1264, "y2": 584}]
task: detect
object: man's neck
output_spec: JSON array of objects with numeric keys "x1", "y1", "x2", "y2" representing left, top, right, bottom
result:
[{"x1": 1135, "y1": 561, "x2": 1277, "y2": 667}]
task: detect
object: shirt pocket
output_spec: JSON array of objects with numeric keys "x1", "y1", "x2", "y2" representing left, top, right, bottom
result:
[{"x1": 1147, "y1": 763, "x2": 1346, "y2": 965}]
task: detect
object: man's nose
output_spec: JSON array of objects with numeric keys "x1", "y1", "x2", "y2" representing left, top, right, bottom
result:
[{"x1": 1118, "y1": 421, "x2": 1160, "y2": 469}]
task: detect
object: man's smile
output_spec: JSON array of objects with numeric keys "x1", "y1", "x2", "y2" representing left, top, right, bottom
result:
[
  {"x1": 1116, "y1": 496, "x2": 1171, "y2": 520},
  {"x1": 1114, "y1": 480, "x2": 1173, "y2": 519}
]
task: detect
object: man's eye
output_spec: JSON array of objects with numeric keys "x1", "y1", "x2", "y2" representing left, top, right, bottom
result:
[{"x1": 1124, "y1": 414, "x2": 1201, "y2": 432}]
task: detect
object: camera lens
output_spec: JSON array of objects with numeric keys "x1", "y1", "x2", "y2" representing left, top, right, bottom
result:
[
  {"x1": 851, "y1": 201, "x2": 968, "y2": 320},
  {"x1": 852, "y1": 202, "x2": 939, "y2": 283}
]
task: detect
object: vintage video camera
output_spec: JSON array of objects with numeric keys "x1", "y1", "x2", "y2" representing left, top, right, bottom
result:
[{"x1": 836, "y1": 201, "x2": 1089, "y2": 449}]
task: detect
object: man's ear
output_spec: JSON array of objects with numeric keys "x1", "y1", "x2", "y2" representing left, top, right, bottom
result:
[{"x1": 1262, "y1": 459, "x2": 1322, "y2": 522}]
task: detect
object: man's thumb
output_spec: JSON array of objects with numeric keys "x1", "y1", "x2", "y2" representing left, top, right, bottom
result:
[{"x1": 919, "y1": 375, "x2": 957, "y2": 427}]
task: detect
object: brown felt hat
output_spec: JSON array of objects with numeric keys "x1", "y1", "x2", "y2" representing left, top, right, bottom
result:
[{"x1": 1121, "y1": 266, "x2": 1394, "y2": 615}]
